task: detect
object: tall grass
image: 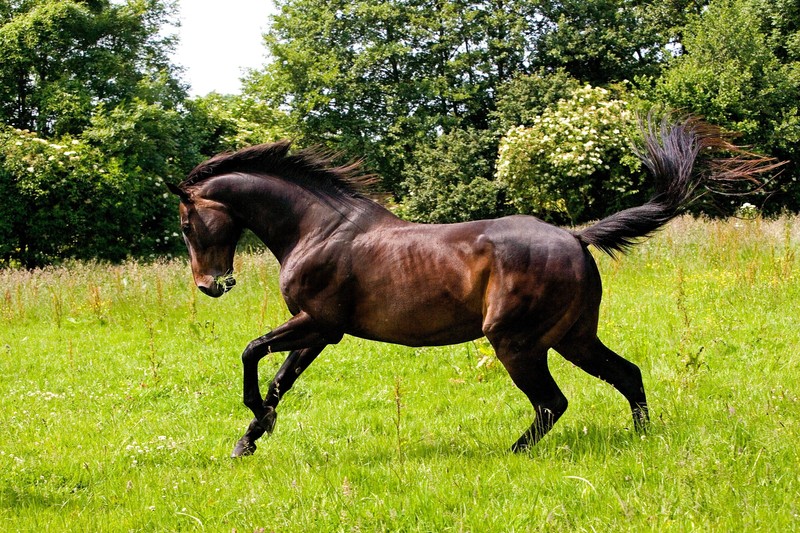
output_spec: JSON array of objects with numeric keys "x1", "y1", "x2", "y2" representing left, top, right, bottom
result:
[{"x1": 1, "y1": 216, "x2": 798, "y2": 531}]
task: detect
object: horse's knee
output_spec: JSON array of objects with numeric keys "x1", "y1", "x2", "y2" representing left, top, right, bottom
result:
[{"x1": 241, "y1": 339, "x2": 267, "y2": 365}]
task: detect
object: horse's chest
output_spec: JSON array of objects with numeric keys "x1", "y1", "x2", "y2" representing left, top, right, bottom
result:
[{"x1": 279, "y1": 260, "x2": 353, "y2": 320}]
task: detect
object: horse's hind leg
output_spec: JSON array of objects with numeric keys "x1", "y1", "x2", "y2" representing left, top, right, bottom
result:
[
  {"x1": 555, "y1": 335, "x2": 649, "y2": 432},
  {"x1": 489, "y1": 337, "x2": 569, "y2": 451}
]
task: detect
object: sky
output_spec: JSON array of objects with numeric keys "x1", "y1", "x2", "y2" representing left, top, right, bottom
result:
[{"x1": 171, "y1": 0, "x2": 276, "y2": 96}]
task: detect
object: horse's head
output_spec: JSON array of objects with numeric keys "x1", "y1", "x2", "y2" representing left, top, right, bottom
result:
[{"x1": 168, "y1": 183, "x2": 241, "y2": 297}]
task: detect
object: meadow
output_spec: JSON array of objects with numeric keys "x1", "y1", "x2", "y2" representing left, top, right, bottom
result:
[{"x1": 1, "y1": 215, "x2": 798, "y2": 532}]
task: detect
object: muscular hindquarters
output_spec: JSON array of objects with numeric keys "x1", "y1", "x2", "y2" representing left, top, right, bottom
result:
[{"x1": 480, "y1": 219, "x2": 596, "y2": 350}]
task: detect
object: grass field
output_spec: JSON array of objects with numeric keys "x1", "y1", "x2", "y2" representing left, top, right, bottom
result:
[{"x1": 1, "y1": 215, "x2": 799, "y2": 532}]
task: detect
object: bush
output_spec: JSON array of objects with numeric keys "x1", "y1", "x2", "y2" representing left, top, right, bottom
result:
[
  {"x1": 0, "y1": 127, "x2": 178, "y2": 267},
  {"x1": 397, "y1": 128, "x2": 511, "y2": 223},
  {"x1": 647, "y1": 0, "x2": 800, "y2": 213},
  {"x1": 495, "y1": 85, "x2": 645, "y2": 224}
]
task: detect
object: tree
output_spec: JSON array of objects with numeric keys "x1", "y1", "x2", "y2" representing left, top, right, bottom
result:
[
  {"x1": 490, "y1": 68, "x2": 583, "y2": 133},
  {"x1": 399, "y1": 69, "x2": 585, "y2": 223},
  {"x1": 247, "y1": 0, "x2": 693, "y2": 212},
  {"x1": 0, "y1": 0, "x2": 200, "y2": 266},
  {"x1": 650, "y1": 0, "x2": 800, "y2": 211},
  {"x1": 397, "y1": 127, "x2": 509, "y2": 222},
  {"x1": 534, "y1": 0, "x2": 705, "y2": 85},
  {"x1": 0, "y1": 0, "x2": 183, "y2": 137},
  {"x1": 245, "y1": 0, "x2": 552, "y2": 191},
  {"x1": 183, "y1": 92, "x2": 293, "y2": 155}
]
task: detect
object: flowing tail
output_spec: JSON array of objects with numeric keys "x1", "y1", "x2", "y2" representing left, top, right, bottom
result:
[{"x1": 574, "y1": 115, "x2": 781, "y2": 257}]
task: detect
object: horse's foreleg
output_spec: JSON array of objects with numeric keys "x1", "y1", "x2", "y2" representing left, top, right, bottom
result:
[
  {"x1": 232, "y1": 311, "x2": 340, "y2": 457},
  {"x1": 262, "y1": 345, "x2": 323, "y2": 412},
  {"x1": 233, "y1": 345, "x2": 324, "y2": 456}
]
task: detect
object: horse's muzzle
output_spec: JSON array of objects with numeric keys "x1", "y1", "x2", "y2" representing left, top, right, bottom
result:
[
  {"x1": 221, "y1": 276, "x2": 236, "y2": 292},
  {"x1": 198, "y1": 275, "x2": 236, "y2": 298}
]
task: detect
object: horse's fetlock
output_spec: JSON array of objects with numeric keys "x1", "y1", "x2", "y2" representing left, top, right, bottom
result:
[{"x1": 258, "y1": 407, "x2": 277, "y2": 433}]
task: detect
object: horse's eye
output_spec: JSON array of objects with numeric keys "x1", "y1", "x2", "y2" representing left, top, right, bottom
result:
[{"x1": 181, "y1": 223, "x2": 191, "y2": 235}]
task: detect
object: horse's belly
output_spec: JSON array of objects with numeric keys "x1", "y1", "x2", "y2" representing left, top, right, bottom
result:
[{"x1": 349, "y1": 298, "x2": 485, "y2": 347}]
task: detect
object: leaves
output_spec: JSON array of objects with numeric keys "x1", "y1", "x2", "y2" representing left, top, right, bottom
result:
[
  {"x1": 496, "y1": 85, "x2": 644, "y2": 223},
  {"x1": 650, "y1": 0, "x2": 800, "y2": 212}
]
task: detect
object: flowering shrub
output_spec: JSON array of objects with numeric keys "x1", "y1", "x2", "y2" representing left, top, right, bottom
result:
[
  {"x1": 496, "y1": 85, "x2": 644, "y2": 223},
  {"x1": 736, "y1": 202, "x2": 760, "y2": 219},
  {"x1": 0, "y1": 127, "x2": 178, "y2": 267}
]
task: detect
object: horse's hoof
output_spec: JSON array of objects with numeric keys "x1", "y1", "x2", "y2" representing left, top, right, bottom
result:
[{"x1": 231, "y1": 439, "x2": 257, "y2": 458}]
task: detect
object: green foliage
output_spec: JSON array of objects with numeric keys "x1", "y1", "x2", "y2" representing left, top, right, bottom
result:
[
  {"x1": 0, "y1": 126, "x2": 177, "y2": 267},
  {"x1": 753, "y1": 0, "x2": 800, "y2": 62},
  {"x1": 0, "y1": 0, "x2": 181, "y2": 136},
  {"x1": 248, "y1": 0, "x2": 541, "y2": 190},
  {"x1": 534, "y1": 0, "x2": 693, "y2": 85},
  {"x1": 653, "y1": 0, "x2": 786, "y2": 133},
  {"x1": 0, "y1": 0, "x2": 245, "y2": 266},
  {"x1": 249, "y1": 0, "x2": 675, "y2": 194},
  {"x1": 245, "y1": 0, "x2": 693, "y2": 223},
  {"x1": 649, "y1": 0, "x2": 800, "y2": 212},
  {"x1": 491, "y1": 68, "x2": 584, "y2": 133},
  {"x1": 496, "y1": 85, "x2": 644, "y2": 223},
  {"x1": 0, "y1": 0, "x2": 189, "y2": 266},
  {"x1": 396, "y1": 69, "x2": 592, "y2": 224},
  {"x1": 184, "y1": 92, "x2": 292, "y2": 154},
  {"x1": 397, "y1": 128, "x2": 510, "y2": 223},
  {"x1": 3, "y1": 0, "x2": 800, "y2": 265},
  {"x1": 84, "y1": 97, "x2": 184, "y2": 179},
  {"x1": 397, "y1": 72, "x2": 593, "y2": 224}
]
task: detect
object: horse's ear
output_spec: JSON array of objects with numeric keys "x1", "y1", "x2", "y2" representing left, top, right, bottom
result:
[{"x1": 167, "y1": 183, "x2": 192, "y2": 203}]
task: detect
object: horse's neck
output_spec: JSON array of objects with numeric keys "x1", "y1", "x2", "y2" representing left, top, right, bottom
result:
[{"x1": 223, "y1": 174, "x2": 396, "y2": 263}]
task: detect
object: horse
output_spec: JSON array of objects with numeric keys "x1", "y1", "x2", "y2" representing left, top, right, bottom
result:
[{"x1": 168, "y1": 116, "x2": 775, "y2": 458}]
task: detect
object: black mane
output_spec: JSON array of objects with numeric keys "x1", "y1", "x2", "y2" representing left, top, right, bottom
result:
[{"x1": 180, "y1": 140, "x2": 376, "y2": 198}]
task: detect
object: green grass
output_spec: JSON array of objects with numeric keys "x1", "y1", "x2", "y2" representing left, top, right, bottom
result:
[{"x1": 1, "y1": 216, "x2": 799, "y2": 531}]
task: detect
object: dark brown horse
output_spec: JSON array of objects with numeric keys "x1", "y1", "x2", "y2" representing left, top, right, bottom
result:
[{"x1": 169, "y1": 116, "x2": 774, "y2": 457}]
